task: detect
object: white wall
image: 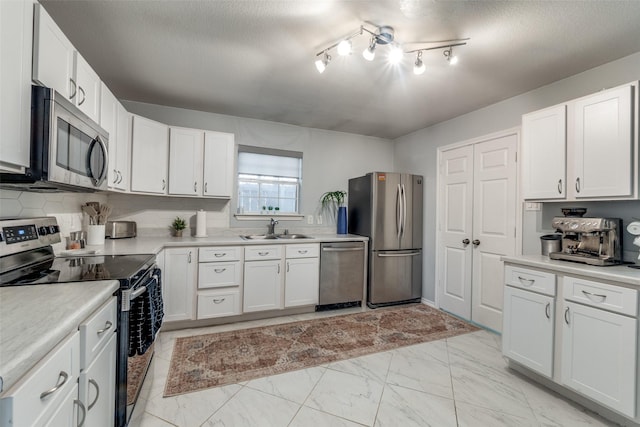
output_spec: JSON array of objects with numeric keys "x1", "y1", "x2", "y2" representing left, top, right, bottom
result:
[
  {"x1": 118, "y1": 101, "x2": 395, "y2": 233},
  {"x1": 393, "y1": 52, "x2": 640, "y2": 303}
]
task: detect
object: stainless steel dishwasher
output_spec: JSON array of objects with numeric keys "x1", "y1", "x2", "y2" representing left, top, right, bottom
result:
[{"x1": 318, "y1": 241, "x2": 365, "y2": 309}]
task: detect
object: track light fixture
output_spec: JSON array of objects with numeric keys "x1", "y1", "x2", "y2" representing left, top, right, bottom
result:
[{"x1": 314, "y1": 23, "x2": 469, "y2": 75}]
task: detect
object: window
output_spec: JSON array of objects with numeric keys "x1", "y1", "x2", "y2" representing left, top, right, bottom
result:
[{"x1": 237, "y1": 146, "x2": 302, "y2": 214}]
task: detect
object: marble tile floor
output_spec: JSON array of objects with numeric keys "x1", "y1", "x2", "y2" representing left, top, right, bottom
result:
[{"x1": 130, "y1": 308, "x2": 617, "y2": 427}]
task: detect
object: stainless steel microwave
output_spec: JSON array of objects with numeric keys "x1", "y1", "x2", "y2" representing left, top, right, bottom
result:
[{"x1": 0, "y1": 86, "x2": 109, "y2": 192}]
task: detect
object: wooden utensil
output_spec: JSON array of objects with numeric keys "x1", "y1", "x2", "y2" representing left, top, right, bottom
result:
[{"x1": 82, "y1": 205, "x2": 98, "y2": 225}]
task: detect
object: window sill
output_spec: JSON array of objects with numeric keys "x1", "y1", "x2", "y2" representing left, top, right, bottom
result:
[{"x1": 234, "y1": 213, "x2": 305, "y2": 221}]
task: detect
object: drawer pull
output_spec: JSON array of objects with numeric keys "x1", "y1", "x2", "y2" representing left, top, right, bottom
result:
[
  {"x1": 88, "y1": 378, "x2": 100, "y2": 410},
  {"x1": 96, "y1": 320, "x2": 113, "y2": 335},
  {"x1": 564, "y1": 307, "x2": 570, "y2": 325},
  {"x1": 517, "y1": 276, "x2": 535, "y2": 287},
  {"x1": 258, "y1": 251, "x2": 269, "y2": 256},
  {"x1": 214, "y1": 253, "x2": 226, "y2": 258},
  {"x1": 545, "y1": 303, "x2": 551, "y2": 319},
  {"x1": 213, "y1": 298, "x2": 226, "y2": 304},
  {"x1": 581, "y1": 290, "x2": 607, "y2": 303},
  {"x1": 214, "y1": 268, "x2": 227, "y2": 273},
  {"x1": 40, "y1": 371, "x2": 69, "y2": 399},
  {"x1": 75, "y1": 399, "x2": 86, "y2": 427},
  {"x1": 298, "y1": 250, "x2": 308, "y2": 254}
]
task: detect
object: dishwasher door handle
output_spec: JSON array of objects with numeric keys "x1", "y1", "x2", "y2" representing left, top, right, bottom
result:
[
  {"x1": 322, "y1": 247, "x2": 364, "y2": 252},
  {"x1": 377, "y1": 251, "x2": 421, "y2": 258}
]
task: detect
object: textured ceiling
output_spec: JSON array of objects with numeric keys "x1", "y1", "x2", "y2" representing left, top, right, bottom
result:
[{"x1": 41, "y1": 0, "x2": 640, "y2": 139}]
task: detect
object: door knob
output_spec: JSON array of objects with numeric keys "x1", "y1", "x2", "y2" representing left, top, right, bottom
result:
[
  {"x1": 462, "y1": 238, "x2": 470, "y2": 245},
  {"x1": 472, "y1": 239, "x2": 480, "y2": 246}
]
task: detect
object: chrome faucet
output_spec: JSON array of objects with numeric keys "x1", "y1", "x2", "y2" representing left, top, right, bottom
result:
[{"x1": 267, "y1": 218, "x2": 279, "y2": 235}]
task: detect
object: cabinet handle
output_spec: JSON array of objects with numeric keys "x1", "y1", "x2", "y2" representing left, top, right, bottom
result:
[
  {"x1": 581, "y1": 289, "x2": 607, "y2": 302},
  {"x1": 194, "y1": 182, "x2": 197, "y2": 193},
  {"x1": 287, "y1": 262, "x2": 290, "y2": 272},
  {"x1": 298, "y1": 250, "x2": 308, "y2": 254},
  {"x1": 277, "y1": 264, "x2": 280, "y2": 274},
  {"x1": 113, "y1": 169, "x2": 118, "y2": 184},
  {"x1": 545, "y1": 303, "x2": 551, "y2": 319},
  {"x1": 117, "y1": 171, "x2": 123, "y2": 184},
  {"x1": 575, "y1": 177, "x2": 581, "y2": 193},
  {"x1": 69, "y1": 78, "x2": 77, "y2": 99},
  {"x1": 188, "y1": 251, "x2": 192, "y2": 263},
  {"x1": 40, "y1": 371, "x2": 69, "y2": 399},
  {"x1": 472, "y1": 239, "x2": 480, "y2": 247},
  {"x1": 96, "y1": 320, "x2": 113, "y2": 335},
  {"x1": 258, "y1": 251, "x2": 269, "y2": 256},
  {"x1": 88, "y1": 378, "x2": 100, "y2": 410},
  {"x1": 462, "y1": 238, "x2": 470, "y2": 245},
  {"x1": 162, "y1": 179, "x2": 166, "y2": 190},
  {"x1": 214, "y1": 253, "x2": 226, "y2": 258},
  {"x1": 564, "y1": 307, "x2": 570, "y2": 325},
  {"x1": 75, "y1": 399, "x2": 87, "y2": 427},
  {"x1": 517, "y1": 276, "x2": 535, "y2": 287},
  {"x1": 214, "y1": 268, "x2": 226, "y2": 273},
  {"x1": 205, "y1": 182, "x2": 208, "y2": 193},
  {"x1": 78, "y1": 86, "x2": 86, "y2": 106},
  {"x1": 213, "y1": 298, "x2": 226, "y2": 304},
  {"x1": 557, "y1": 179, "x2": 562, "y2": 194}
]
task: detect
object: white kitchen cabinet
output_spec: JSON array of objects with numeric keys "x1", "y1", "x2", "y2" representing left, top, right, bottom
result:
[
  {"x1": 561, "y1": 300, "x2": 637, "y2": 417},
  {"x1": 203, "y1": 131, "x2": 235, "y2": 198},
  {"x1": 197, "y1": 289, "x2": 242, "y2": 319},
  {"x1": 42, "y1": 384, "x2": 81, "y2": 427},
  {"x1": 79, "y1": 333, "x2": 116, "y2": 427},
  {"x1": 522, "y1": 82, "x2": 637, "y2": 201},
  {"x1": 115, "y1": 102, "x2": 131, "y2": 191},
  {"x1": 163, "y1": 247, "x2": 197, "y2": 322},
  {"x1": 33, "y1": 4, "x2": 101, "y2": 123},
  {"x1": 521, "y1": 105, "x2": 566, "y2": 199},
  {"x1": 0, "y1": 0, "x2": 33, "y2": 173},
  {"x1": 573, "y1": 85, "x2": 634, "y2": 198},
  {"x1": 130, "y1": 115, "x2": 169, "y2": 194},
  {"x1": 503, "y1": 285, "x2": 555, "y2": 378},
  {"x1": 169, "y1": 127, "x2": 204, "y2": 196},
  {"x1": 101, "y1": 84, "x2": 131, "y2": 191},
  {"x1": 197, "y1": 246, "x2": 243, "y2": 319},
  {"x1": 284, "y1": 244, "x2": 319, "y2": 308},
  {"x1": 244, "y1": 259, "x2": 283, "y2": 312}
]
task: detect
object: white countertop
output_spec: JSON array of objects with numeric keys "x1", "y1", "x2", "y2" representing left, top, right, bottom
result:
[
  {"x1": 502, "y1": 255, "x2": 640, "y2": 287},
  {"x1": 0, "y1": 280, "x2": 119, "y2": 395}
]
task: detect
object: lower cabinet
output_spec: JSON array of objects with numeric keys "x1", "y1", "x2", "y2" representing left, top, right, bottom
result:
[
  {"x1": 42, "y1": 384, "x2": 81, "y2": 427},
  {"x1": 78, "y1": 333, "x2": 117, "y2": 426},
  {"x1": 284, "y1": 244, "x2": 320, "y2": 308},
  {"x1": 197, "y1": 289, "x2": 241, "y2": 319},
  {"x1": 164, "y1": 247, "x2": 196, "y2": 322},
  {"x1": 244, "y1": 259, "x2": 283, "y2": 312}
]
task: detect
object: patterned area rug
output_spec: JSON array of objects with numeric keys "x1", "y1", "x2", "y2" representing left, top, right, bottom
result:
[{"x1": 164, "y1": 304, "x2": 478, "y2": 397}]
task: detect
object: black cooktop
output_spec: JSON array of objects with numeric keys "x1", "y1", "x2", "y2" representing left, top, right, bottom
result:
[{"x1": 1, "y1": 253, "x2": 156, "y2": 287}]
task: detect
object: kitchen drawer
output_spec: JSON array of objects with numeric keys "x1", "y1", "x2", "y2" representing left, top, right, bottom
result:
[
  {"x1": 505, "y1": 265, "x2": 556, "y2": 296},
  {"x1": 563, "y1": 276, "x2": 638, "y2": 316},
  {"x1": 245, "y1": 245, "x2": 282, "y2": 261},
  {"x1": 285, "y1": 243, "x2": 320, "y2": 259},
  {"x1": 0, "y1": 332, "x2": 80, "y2": 427},
  {"x1": 199, "y1": 246, "x2": 242, "y2": 262},
  {"x1": 198, "y1": 261, "x2": 241, "y2": 289},
  {"x1": 79, "y1": 296, "x2": 117, "y2": 368},
  {"x1": 197, "y1": 289, "x2": 241, "y2": 319}
]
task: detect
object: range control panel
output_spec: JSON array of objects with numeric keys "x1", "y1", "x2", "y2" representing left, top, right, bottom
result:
[
  {"x1": 3, "y1": 224, "x2": 39, "y2": 244},
  {"x1": 0, "y1": 217, "x2": 61, "y2": 257}
]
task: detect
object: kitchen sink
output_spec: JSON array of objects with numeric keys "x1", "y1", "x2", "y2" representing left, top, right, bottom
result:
[{"x1": 239, "y1": 233, "x2": 312, "y2": 240}]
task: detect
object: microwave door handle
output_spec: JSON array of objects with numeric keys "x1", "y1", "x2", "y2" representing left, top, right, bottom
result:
[{"x1": 87, "y1": 136, "x2": 108, "y2": 186}]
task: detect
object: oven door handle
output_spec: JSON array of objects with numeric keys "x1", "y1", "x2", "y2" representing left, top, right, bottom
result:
[{"x1": 130, "y1": 285, "x2": 147, "y2": 301}]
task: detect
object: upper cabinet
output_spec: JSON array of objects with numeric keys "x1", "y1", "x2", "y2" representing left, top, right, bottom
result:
[
  {"x1": 32, "y1": 4, "x2": 101, "y2": 123},
  {"x1": 203, "y1": 131, "x2": 234, "y2": 198},
  {"x1": 522, "y1": 82, "x2": 638, "y2": 201},
  {"x1": 130, "y1": 115, "x2": 169, "y2": 194},
  {"x1": 100, "y1": 83, "x2": 130, "y2": 192},
  {"x1": 0, "y1": 0, "x2": 33, "y2": 173}
]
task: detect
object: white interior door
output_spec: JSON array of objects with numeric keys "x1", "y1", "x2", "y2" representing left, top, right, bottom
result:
[
  {"x1": 437, "y1": 145, "x2": 474, "y2": 319},
  {"x1": 471, "y1": 134, "x2": 517, "y2": 332}
]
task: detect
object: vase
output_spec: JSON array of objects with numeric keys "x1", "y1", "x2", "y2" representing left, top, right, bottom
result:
[
  {"x1": 337, "y1": 206, "x2": 347, "y2": 234},
  {"x1": 86, "y1": 224, "x2": 105, "y2": 246},
  {"x1": 174, "y1": 229, "x2": 183, "y2": 237}
]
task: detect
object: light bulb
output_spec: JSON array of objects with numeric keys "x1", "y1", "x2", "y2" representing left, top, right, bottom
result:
[
  {"x1": 388, "y1": 44, "x2": 403, "y2": 64},
  {"x1": 315, "y1": 51, "x2": 330, "y2": 73},
  {"x1": 363, "y1": 38, "x2": 376, "y2": 61},
  {"x1": 337, "y1": 39, "x2": 352, "y2": 56},
  {"x1": 449, "y1": 55, "x2": 459, "y2": 65},
  {"x1": 413, "y1": 54, "x2": 425, "y2": 75}
]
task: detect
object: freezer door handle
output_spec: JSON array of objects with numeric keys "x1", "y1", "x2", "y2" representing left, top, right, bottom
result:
[{"x1": 377, "y1": 251, "x2": 421, "y2": 258}]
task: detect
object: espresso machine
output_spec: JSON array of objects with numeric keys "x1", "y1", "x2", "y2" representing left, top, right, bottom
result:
[{"x1": 549, "y1": 217, "x2": 623, "y2": 266}]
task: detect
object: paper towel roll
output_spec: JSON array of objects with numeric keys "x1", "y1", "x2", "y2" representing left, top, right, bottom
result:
[
  {"x1": 195, "y1": 210, "x2": 207, "y2": 237},
  {"x1": 627, "y1": 221, "x2": 640, "y2": 236}
]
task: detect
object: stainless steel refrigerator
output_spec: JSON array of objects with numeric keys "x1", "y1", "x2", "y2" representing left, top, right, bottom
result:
[{"x1": 348, "y1": 172, "x2": 423, "y2": 307}]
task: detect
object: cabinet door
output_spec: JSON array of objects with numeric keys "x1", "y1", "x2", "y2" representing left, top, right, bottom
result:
[
  {"x1": 100, "y1": 84, "x2": 119, "y2": 189},
  {"x1": 74, "y1": 53, "x2": 101, "y2": 123},
  {"x1": 243, "y1": 260, "x2": 283, "y2": 312},
  {"x1": 0, "y1": 0, "x2": 32, "y2": 171},
  {"x1": 163, "y1": 247, "x2": 196, "y2": 321},
  {"x1": 42, "y1": 383, "x2": 80, "y2": 427},
  {"x1": 285, "y1": 257, "x2": 319, "y2": 307},
  {"x1": 32, "y1": 4, "x2": 75, "y2": 100},
  {"x1": 561, "y1": 301, "x2": 637, "y2": 416},
  {"x1": 79, "y1": 333, "x2": 116, "y2": 427},
  {"x1": 521, "y1": 105, "x2": 566, "y2": 199},
  {"x1": 114, "y1": 103, "x2": 131, "y2": 191},
  {"x1": 502, "y1": 286, "x2": 554, "y2": 378},
  {"x1": 130, "y1": 115, "x2": 169, "y2": 194},
  {"x1": 168, "y1": 127, "x2": 203, "y2": 196},
  {"x1": 573, "y1": 85, "x2": 634, "y2": 198},
  {"x1": 203, "y1": 131, "x2": 235, "y2": 198}
]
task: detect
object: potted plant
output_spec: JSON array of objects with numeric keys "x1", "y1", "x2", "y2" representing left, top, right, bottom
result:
[
  {"x1": 320, "y1": 190, "x2": 347, "y2": 234},
  {"x1": 171, "y1": 216, "x2": 187, "y2": 237}
]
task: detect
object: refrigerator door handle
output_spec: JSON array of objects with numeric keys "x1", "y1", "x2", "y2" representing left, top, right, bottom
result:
[
  {"x1": 396, "y1": 183, "x2": 402, "y2": 240},
  {"x1": 401, "y1": 183, "x2": 407, "y2": 238},
  {"x1": 377, "y1": 251, "x2": 421, "y2": 257}
]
